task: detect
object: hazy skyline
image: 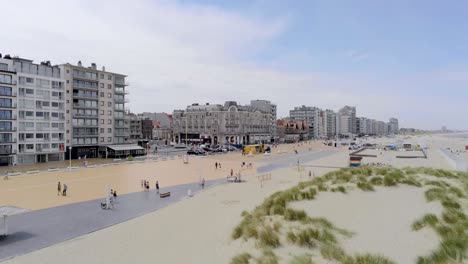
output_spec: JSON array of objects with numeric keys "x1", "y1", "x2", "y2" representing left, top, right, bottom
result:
[{"x1": 1, "y1": 0, "x2": 467, "y2": 130}]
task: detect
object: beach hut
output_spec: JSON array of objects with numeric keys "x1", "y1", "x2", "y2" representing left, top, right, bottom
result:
[{"x1": 349, "y1": 156, "x2": 362, "y2": 167}]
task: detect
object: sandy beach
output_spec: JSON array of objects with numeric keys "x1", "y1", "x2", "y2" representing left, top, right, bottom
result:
[{"x1": 1, "y1": 135, "x2": 467, "y2": 264}]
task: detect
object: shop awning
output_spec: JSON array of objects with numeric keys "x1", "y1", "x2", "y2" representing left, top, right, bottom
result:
[{"x1": 107, "y1": 145, "x2": 145, "y2": 151}]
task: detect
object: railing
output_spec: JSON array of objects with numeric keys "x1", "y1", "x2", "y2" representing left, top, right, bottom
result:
[
  {"x1": 0, "y1": 115, "x2": 16, "y2": 120},
  {"x1": 73, "y1": 103, "x2": 98, "y2": 108},
  {"x1": 0, "y1": 103, "x2": 16, "y2": 108},
  {"x1": 0, "y1": 139, "x2": 16, "y2": 144},
  {"x1": 0, "y1": 149, "x2": 15, "y2": 155},
  {"x1": 72, "y1": 113, "x2": 98, "y2": 118},
  {"x1": 0, "y1": 92, "x2": 17, "y2": 97},
  {"x1": 0, "y1": 127, "x2": 16, "y2": 132},
  {"x1": 73, "y1": 93, "x2": 98, "y2": 99},
  {"x1": 0, "y1": 80, "x2": 16, "y2": 85}
]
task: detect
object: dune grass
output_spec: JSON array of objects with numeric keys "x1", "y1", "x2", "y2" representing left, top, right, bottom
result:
[
  {"x1": 289, "y1": 254, "x2": 315, "y2": 264},
  {"x1": 231, "y1": 166, "x2": 467, "y2": 264},
  {"x1": 231, "y1": 253, "x2": 252, "y2": 264}
]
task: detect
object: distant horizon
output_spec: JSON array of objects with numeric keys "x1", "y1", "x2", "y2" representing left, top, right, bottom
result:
[{"x1": 1, "y1": 0, "x2": 467, "y2": 130}]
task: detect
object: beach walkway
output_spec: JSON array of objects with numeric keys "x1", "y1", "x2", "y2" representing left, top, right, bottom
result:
[{"x1": 0, "y1": 179, "x2": 223, "y2": 262}]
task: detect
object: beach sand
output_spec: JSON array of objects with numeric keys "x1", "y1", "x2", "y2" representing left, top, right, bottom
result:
[{"x1": 2, "y1": 135, "x2": 465, "y2": 264}]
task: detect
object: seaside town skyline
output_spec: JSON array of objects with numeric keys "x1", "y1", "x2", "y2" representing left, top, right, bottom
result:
[{"x1": 1, "y1": 0, "x2": 468, "y2": 130}]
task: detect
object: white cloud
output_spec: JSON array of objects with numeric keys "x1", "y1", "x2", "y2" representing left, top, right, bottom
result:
[{"x1": 1, "y1": 0, "x2": 467, "y2": 130}]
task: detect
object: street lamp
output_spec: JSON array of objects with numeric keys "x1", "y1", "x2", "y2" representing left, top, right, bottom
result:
[{"x1": 68, "y1": 146, "x2": 72, "y2": 172}]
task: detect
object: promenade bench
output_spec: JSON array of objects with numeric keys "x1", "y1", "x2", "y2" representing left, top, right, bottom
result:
[{"x1": 160, "y1": 192, "x2": 171, "y2": 198}]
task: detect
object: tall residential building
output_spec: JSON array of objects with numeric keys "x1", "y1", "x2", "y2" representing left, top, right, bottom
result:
[
  {"x1": 289, "y1": 106, "x2": 320, "y2": 139},
  {"x1": 250, "y1": 100, "x2": 277, "y2": 140},
  {"x1": 128, "y1": 113, "x2": 142, "y2": 143},
  {"x1": 337, "y1": 106, "x2": 356, "y2": 135},
  {"x1": 388, "y1": 118, "x2": 399, "y2": 134},
  {"x1": 60, "y1": 62, "x2": 129, "y2": 159},
  {"x1": 172, "y1": 101, "x2": 272, "y2": 145},
  {"x1": 0, "y1": 57, "x2": 18, "y2": 165},
  {"x1": 14, "y1": 58, "x2": 66, "y2": 164},
  {"x1": 319, "y1": 109, "x2": 337, "y2": 139}
]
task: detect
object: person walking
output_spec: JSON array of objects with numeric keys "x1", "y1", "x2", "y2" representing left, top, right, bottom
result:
[
  {"x1": 219, "y1": 162, "x2": 221, "y2": 169},
  {"x1": 155, "y1": 181, "x2": 160, "y2": 194},
  {"x1": 62, "y1": 183, "x2": 68, "y2": 196},
  {"x1": 230, "y1": 169, "x2": 233, "y2": 177},
  {"x1": 308, "y1": 170, "x2": 312, "y2": 178},
  {"x1": 215, "y1": 162, "x2": 218, "y2": 169},
  {"x1": 113, "y1": 190, "x2": 117, "y2": 200},
  {"x1": 57, "y1": 182, "x2": 61, "y2": 196},
  {"x1": 201, "y1": 178, "x2": 205, "y2": 189}
]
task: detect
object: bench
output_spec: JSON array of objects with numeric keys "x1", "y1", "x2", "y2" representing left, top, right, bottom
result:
[{"x1": 160, "y1": 192, "x2": 171, "y2": 198}]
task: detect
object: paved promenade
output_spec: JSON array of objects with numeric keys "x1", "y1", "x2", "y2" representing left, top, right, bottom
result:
[
  {"x1": 0, "y1": 179, "x2": 223, "y2": 262},
  {"x1": 257, "y1": 149, "x2": 337, "y2": 173}
]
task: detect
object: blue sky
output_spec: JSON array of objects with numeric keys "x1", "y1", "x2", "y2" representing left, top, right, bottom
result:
[{"x1": 1, "y1": 0, "x2": 468, "y2": 130}]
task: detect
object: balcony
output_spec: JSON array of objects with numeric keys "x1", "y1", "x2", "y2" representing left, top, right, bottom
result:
[
  {"x1": 72, "y1": 113, "x2": 98, "y2": 118},
  {"x1": 0, "y1": 80, "x2": 16, "y2": 86},
  {"x1": 0, "y1": 139, "x2": 16, "y2": 144},
  {"x1": 114, "y1": 89, "x2": 129, "y2": 95},
  {"x1": 0, "y1": 149, "x2": 15, "y2": 155},
  {"x1": 0, "y1": 103, "x2": 16, "y2": 109},
  {"x1": 0, "y1": 127, "x2": 16, "y2": 132},
  {"x1": 0, "y1": 92, "x2": 17, "y2": 97},
  {"x1": 0, "y1": 115, "x2": 16, "y2": 120},
  {"x1": 72, "y1": 123, "x2": 99, "y2": 128},
  {"x1": 114, "y1": 107, "x2": 125, "y2": 112},
  {"x1": 114, "y1": 98, "x2": 129, "y2": 103},
  {"x1": 73, "y1": 93, "x2": 99, "y2": 100},
  {"x1": 73, "y1": 103, "x2": 98, "y2": 109}
]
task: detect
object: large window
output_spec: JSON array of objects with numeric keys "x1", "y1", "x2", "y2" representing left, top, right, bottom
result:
[
  {"x1": 0, "y1": 86, "x2": 12, "y2": 96},
  {"x1": 0, "y1": 98, "x2": 12, "y2": 107},
  {"x1": 0, "y1": 121, "x2": 12, "y2": 131},
  {"x1": 0, "y1": 74, "x2": 12, "y2": 84},
  {"x1": 0, "y1": 110, "x2": 12, "y2": 119}
]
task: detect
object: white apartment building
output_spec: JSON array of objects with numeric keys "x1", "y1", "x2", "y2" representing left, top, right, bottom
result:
[
  {"x1": 0, "y1": 56, "x2": 67, "y2": 165},
  {"x1": 337, "y1": 106, "x2": 357, "y2": 136},
  {"x1": 388, "y1": 118, "x2": 399, "y2": 134},
  {"x1": 60, "y1": 62, "x2": 130, "y2": 159},
  {"x1": 289, "y1": 106, "x2": 320, "y2": 139}
]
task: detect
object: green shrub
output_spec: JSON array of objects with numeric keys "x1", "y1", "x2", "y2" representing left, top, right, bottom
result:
[
  {"x1": 256, "y1": 249, "x2": 279, "y2": 264},
  {"x1": 295, "y1": 228, "x2": 319, "y2": 248},
  {"x1": 231, "y1": 253, "x2": 252, "y2": 264},
  {"x1": 441, "y1": 198, "x2": 461, "y2": 209},
  {"x1": 357, "y1": 181, "x2": 375, "y2": 191},
  {"x1": 383, "y1": 175, "x2": 397, "y2": 186},
  {"x1": 448, "y1": 186, "x2": 465, "y2": 198},
  {"x1": 320, "y1": 244, "x2": 346, "y2": 261},
  {"x1": 284, "y1": 209, "x2": 308, "y2": 221},
  {"x1": 258, "y1": 226, "x2": 280, "y2": 248},
  {"x1": 411, "y1": 214, "x2": 439, "y2": 231},
  {"x1": 345, "y1": 254, "x2": 396, "y2": 264},
  {"x1": 317, "y1": 184, "x2": 328, "y2": 191},
  {"x1": 369, "y1": 176, "x2": 383, "y2": 185},
  {"x1": 337, "y1": 186, "x2": 346, "y2": 193},
  {"x1": 441, "y1": 208, "x2": 466, "y2": 224},
  {"x1": 424, "y1": 188, "x2": 446, "y2": 202}
]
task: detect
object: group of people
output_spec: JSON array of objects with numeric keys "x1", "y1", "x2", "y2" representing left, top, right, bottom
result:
[
  {"x1": 241, "y1": 162, "x2": 253, "y2": 169},
  {"x1": 57, "y1": 182, "x2": 68, "y2": 196},
  {"x1": 141, "y1": 179, "x2": 160, "y2": 193},
  {"x1": 214, "y1": 162, "x2": 222, "y2": 169}
]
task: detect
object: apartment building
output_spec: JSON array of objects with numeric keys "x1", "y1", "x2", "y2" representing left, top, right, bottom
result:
[
  {"x1": 388, "y1": 118, "x2": 399, "y2": 134},
  {"x1": 0, "y1": 57, "x2": 17, "y2": 165},
  {"x1": 0, "y1": 56, "x2": 67, "y2": 165},
  {"x1": 289, "y1": 106, "x2": 320, "y2": 139},
  {"x1": 60, "y1": 62, "x2": 130, "y2": 159},
  {"x1": 337, "y1": 106, "x2": 357, "y2": 136},
  {"x1": 128, "y1": 113, "x2": 142, "y2": 143}
]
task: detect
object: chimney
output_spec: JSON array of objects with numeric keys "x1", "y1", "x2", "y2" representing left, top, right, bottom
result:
[
  {"x1": 0, "y1": 53, "x2": 2, "y2": 58},
  {"x1": 102, "y1": 66, "x2": 105, "y2": 72},
  {"x1": 91, "y1": 63, "x2": 96, "y2": 70},
  {"x1": 78, "y1": 61, "x2": 82, "y2": 67}
]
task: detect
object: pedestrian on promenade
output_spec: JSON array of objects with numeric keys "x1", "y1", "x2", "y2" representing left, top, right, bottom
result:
[
  {"x1": 141, "y1": 179, "x2": 144, "y2": 190},
  {"x1": 113, "y1": 190, "x2": 117, "y2": 200},
  {"x1": 215, "y1": 162, "x2": 218, "y2": 169},
  {"x1": 202, "y1": 178, "x2": 205, "y2": 189},
  {"x1": 156, "y1": 181, "x2": 160, "y2": 194},
  {"x1": 62, "y1": 183, "x2": 68, "y2": 196},
  {"x1": 308, "y1": 170, "x2": 312, "y2": 178},
  {"x1": 57, "y1": 182, "x2": 61, "y2": 196},
  {"x1": 230, "y1": 169, "x2": 233, "y2": 177},
  {"x1": 219, "y1": 162, "x2": 221, "y2": 169},
  {"x1": 146, "y1": 181, "x2": 150, "y2": 191}
]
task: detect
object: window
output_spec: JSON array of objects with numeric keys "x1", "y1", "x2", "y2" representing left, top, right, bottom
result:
[
  {"x1": 100, "y1": 110, "x2": 104, "y2": 115},
  {"x1": 107, "y1": 93, "x2": 111, "y2": 98},
  {"x1": 100, "y1": 74, "x2": 104, "y2": 79},
  {"x1": 100, "y1": 128, "x2": 104, "y2": 133},
  {"x1": 100, "y1": 119, "x2": 104, "y2": 124},
  {"x1": 107, "y1": 102, "x2": 112, "y2": 107},
  {"x1": 107, "y1": 110, "x2": 112, "y2": 116},
  {"x1": 107, "y1": 119, "x2": 112, "y2": 124},
  {"x1": 100, "y1": 83, "x2": 104, "y2": 88},
  {"x1": 107, "y1": 137, "x2": 112, "y2": 142},
  {"x1": 26, "y1": 144, "x2": 34, "y2": 150},
  {"x1": 0, "y1": 74, "x2": 12, "y2": 84},
  {"x1": 66, "y1": 70, "x2": 70, "y2": 74},
  {"x1": 108, "y1": 128, "x2": 112, "y2": 133},
  {"x1": 100, "y1": 137, "x2": 104, "y2": 142},
  {"x1": 108, "y1": 75, "x2": 112, "y2": 80},
  {"x1": 100, "y1": 92, "x2": 104, "y2": 97},
  {"x1": 66, "y1": 80, "x2": 69, "y2": 84},
  {"x1": 107, "y1": 84, "x2": 112, "y2": 89}
]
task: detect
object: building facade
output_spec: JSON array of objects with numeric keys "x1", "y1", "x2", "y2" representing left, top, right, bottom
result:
[
  {"x1": 250, "y1": 100, "x2": 277, "y2": 140},
  {"x1": 172, "y1": 101, "x2": 271, "y2": 145},
  {"x1": 289, "y1": 106, "x2": 320, "y2": 139},
  {"x1": 141, "y1": 119, "x2": 153, "y2": 139},
  {"x1": 337, "y1": 106, "x2": 356, "y2": 136},
  {"x1": 0, "y1": 57, "x2": 18, "y2": 165},
  {"x1": 388, "y1": 118, "x2": 399, "y2": 134},
  {"x1": 128, "y1": 113, "x2": 142, "y2": 143},
  {"x1": 60, "y1": 62, "x2": 130, "y2": 159},
  {"x1": 276, "y1": 119, "x2": 308, "y2": 143}
]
